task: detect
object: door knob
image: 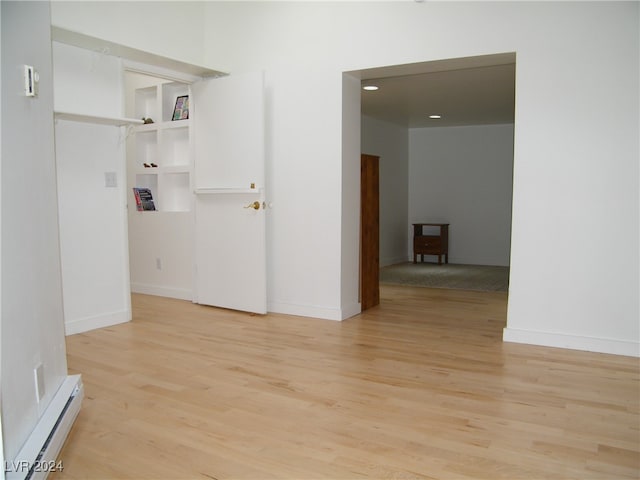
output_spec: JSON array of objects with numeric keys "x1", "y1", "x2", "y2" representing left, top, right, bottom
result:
[{"x1": 244, "y1": 201, "x2": 261, "y2": 210}]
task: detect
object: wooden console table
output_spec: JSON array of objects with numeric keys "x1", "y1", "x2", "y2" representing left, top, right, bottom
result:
[{"x1": 413, "y1": 223, "x2": 449, "y2": 265}]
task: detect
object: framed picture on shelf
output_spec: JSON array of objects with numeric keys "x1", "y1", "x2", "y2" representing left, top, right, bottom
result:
[{"x1": 172, "y1": 95, "x2": 189, "y2": 121}]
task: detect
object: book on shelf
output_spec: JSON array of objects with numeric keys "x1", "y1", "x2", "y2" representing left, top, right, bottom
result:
[{"x1": 132, "y1": 187, "x2": 156, "y2": 211}]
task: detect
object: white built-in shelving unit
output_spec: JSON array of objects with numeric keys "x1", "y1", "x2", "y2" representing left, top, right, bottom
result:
[{"x1": 132, "y1": 81, "x2": 192, "y2": 213}]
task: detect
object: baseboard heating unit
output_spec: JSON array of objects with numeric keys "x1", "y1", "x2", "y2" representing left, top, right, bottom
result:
[{"x1": 6, "y1": 375, "x2": 83, "y2": 480}]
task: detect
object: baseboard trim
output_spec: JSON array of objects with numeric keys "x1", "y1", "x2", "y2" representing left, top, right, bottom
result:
[
  {"x1": 268, "y1": 301, "x2": 361, "y2": 321},
  {"x1": 503, "y1": 327, "x2": 640, "y2": 357},
  {"x1": 131, "y1": 283, "x2": 192, "y2": 301},
  {"x1": 64, "y1": 310, "x2": 130, "y2": 336},
  {"x1": 380, "y1": 256, "x2": 410, "y2": 268},
  {"x1": 340, "y1": 301, "x2": 362, "y2": 320}
]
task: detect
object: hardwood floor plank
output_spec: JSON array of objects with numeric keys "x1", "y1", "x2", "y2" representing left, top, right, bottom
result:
[{"x1": 51, "y1": 286, "x2": 639, "y2": 479}]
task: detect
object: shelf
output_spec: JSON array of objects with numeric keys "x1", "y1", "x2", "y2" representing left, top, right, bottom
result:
[
  {"x1": 164, "y1": 119, "x2": 190, "y2": 129},
  {"x1": 55, "y1": 111, "x2": 143, "y2": 127},
  {"x1": 162, "y1": 172, "x2": 191, "y2": 212},
  {"x1": 129, "y1": 77, "x2": 194, "y2": 214},
  {"x1": 52, "y1": 26, "x2": 226, "y2": 79},
  {"x1": 134, "y1": 122, "x2": 159, "y2": 132},
  {"x1": 162, "y1": 165, "x2": 190, "y2": 174},
  {"x1": 195, "y1": 188, "x2": 263, "y2": 195},
  {"x1": 134, "y1": 120, "x2": 190, "y2": 133},
  {"x1": 135, "y1": 168, "x2": 159, "y2": 175},
  {"x1": 136, "y1": 166, "x2": 189, "y2": 175}
]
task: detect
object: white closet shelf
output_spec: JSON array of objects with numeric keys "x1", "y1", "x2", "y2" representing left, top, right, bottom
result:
[
  {"x1": 195, "y1": 187, "x2": 263, "y2": 194},
  {"x1": 55, "y1": 111, "x2": 144, "y2": 126},
  {"x1": 52, "y1": 26, "x2": 225, "y2": 79},
  {"x1": 135, "y1": 120, "x2": 190, "y2": 132},
  {"x1": 162, "y1": 165, "x2": 190, "y2": 174}
]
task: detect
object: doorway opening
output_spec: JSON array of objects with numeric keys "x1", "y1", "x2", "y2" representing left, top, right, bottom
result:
[{"x1": 349, "y1": 52, "x2": 516, "y2": 310}]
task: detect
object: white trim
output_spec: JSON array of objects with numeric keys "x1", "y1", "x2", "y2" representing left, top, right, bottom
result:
[
  {"x1": 268, "y1": 301, "x2": 361, "y2": 321},
  {"x1": 380, "y1": 256, "x2": 411, "y2": 268},
  {"x1": 122, "y1": 59, "x2": 205, "y2": 85},
  {"x1": 194, "y1": 187, "x2": 263, "y2": 195},
  {"x1": 130, "y1": 283, "x2": 192, "y2": 301},
  {"x1": 64, "y1": 310, "x2": 130, "y2": 336},
  {"x1": 340, "y1": 301, "x2": 362, "y2": 320},
  {"x1": 503, "y1": 327, "x2": 640, "y2": 357}
]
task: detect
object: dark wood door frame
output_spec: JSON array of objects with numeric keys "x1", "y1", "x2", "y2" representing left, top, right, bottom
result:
[{"x1": 360, "y1": 154, "x2": 379, "y2": 310}]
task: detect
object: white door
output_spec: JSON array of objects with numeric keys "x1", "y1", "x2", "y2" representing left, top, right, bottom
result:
[{"x1": 192, "y1": 72, "x2": 266, "y2": 314}]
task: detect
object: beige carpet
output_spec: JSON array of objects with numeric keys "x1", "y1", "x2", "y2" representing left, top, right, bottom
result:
[{"x1": 380, "y1": 262, "x2": 509, "y2": 292}]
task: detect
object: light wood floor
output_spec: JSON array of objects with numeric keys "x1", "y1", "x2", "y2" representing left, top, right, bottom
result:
[{"x1": 52, "y1": 286, "x2": 639, "y2": 479}]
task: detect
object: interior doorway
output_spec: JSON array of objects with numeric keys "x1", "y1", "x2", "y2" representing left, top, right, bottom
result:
[{"x1": 350, "y1": 53, "x2": 516, "y2": 305}]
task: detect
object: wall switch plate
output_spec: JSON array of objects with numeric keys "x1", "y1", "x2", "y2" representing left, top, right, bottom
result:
[{"x1": 105, "y1": 171, "x2": 117, "y2": 188}]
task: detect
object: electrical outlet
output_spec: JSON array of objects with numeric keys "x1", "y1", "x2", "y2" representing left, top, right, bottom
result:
[
  {"x1": 34, "y1": 363, "x2": 45, "y2": 402},
  {"x1": 24, "y1": 65, "x2": 39, "y2": 97},
  {"x1": 156, "y1": 258, "x2": 162, "y2": 270}
]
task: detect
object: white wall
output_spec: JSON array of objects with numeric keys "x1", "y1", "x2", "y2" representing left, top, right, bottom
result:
[
  {"x1": 409, "y1": 124, "x2": 514, "y2": 266},
  {"x1": 362, "y1": 120, "x2": 513, "y2": 268},
  {"x1": 52, "y1": 42, "x2": 123, "y2": 117},
  {"x1": 361, "y1": 115, "x2": 409, "y2": 267},
  {"x1": 127, "y1": 212, "x2": 194, "y2": 300},
  {"x1": 262, "y1": 67, "x2": 346, "y2": 319},
  {"x1": 341, "y1": 73, "x2": 362, "y2": 317},
  {"x1": 1, "y1": 0, "x2": 68, "y2": 462},
  {"x1": 53, "y1": 42, "x2": 132, "y2": 335},
  {"x1": 51, "y1": 2, "x2": 639, "y2": 356},
  {"x1": 49, "y1": 1, "x2": 208, "y2": 70}
]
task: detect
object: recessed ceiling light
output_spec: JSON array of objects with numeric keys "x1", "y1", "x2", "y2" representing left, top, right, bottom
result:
[
  {"x1": 429, "y1": 114, "x2": 442, "y2": 119},
  {"x1": 363, "y1": 85, "x2": 379, "y2": 91}
]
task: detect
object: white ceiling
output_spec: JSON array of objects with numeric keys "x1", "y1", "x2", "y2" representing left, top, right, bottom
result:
[{"x1": 353, "y1": 52, "x2": 516, "y2": 128}]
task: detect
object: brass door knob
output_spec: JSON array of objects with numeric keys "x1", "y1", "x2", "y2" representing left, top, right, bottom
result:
[{"x1": 244, "y1": 201, "x2": 261, "y2": 210}]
